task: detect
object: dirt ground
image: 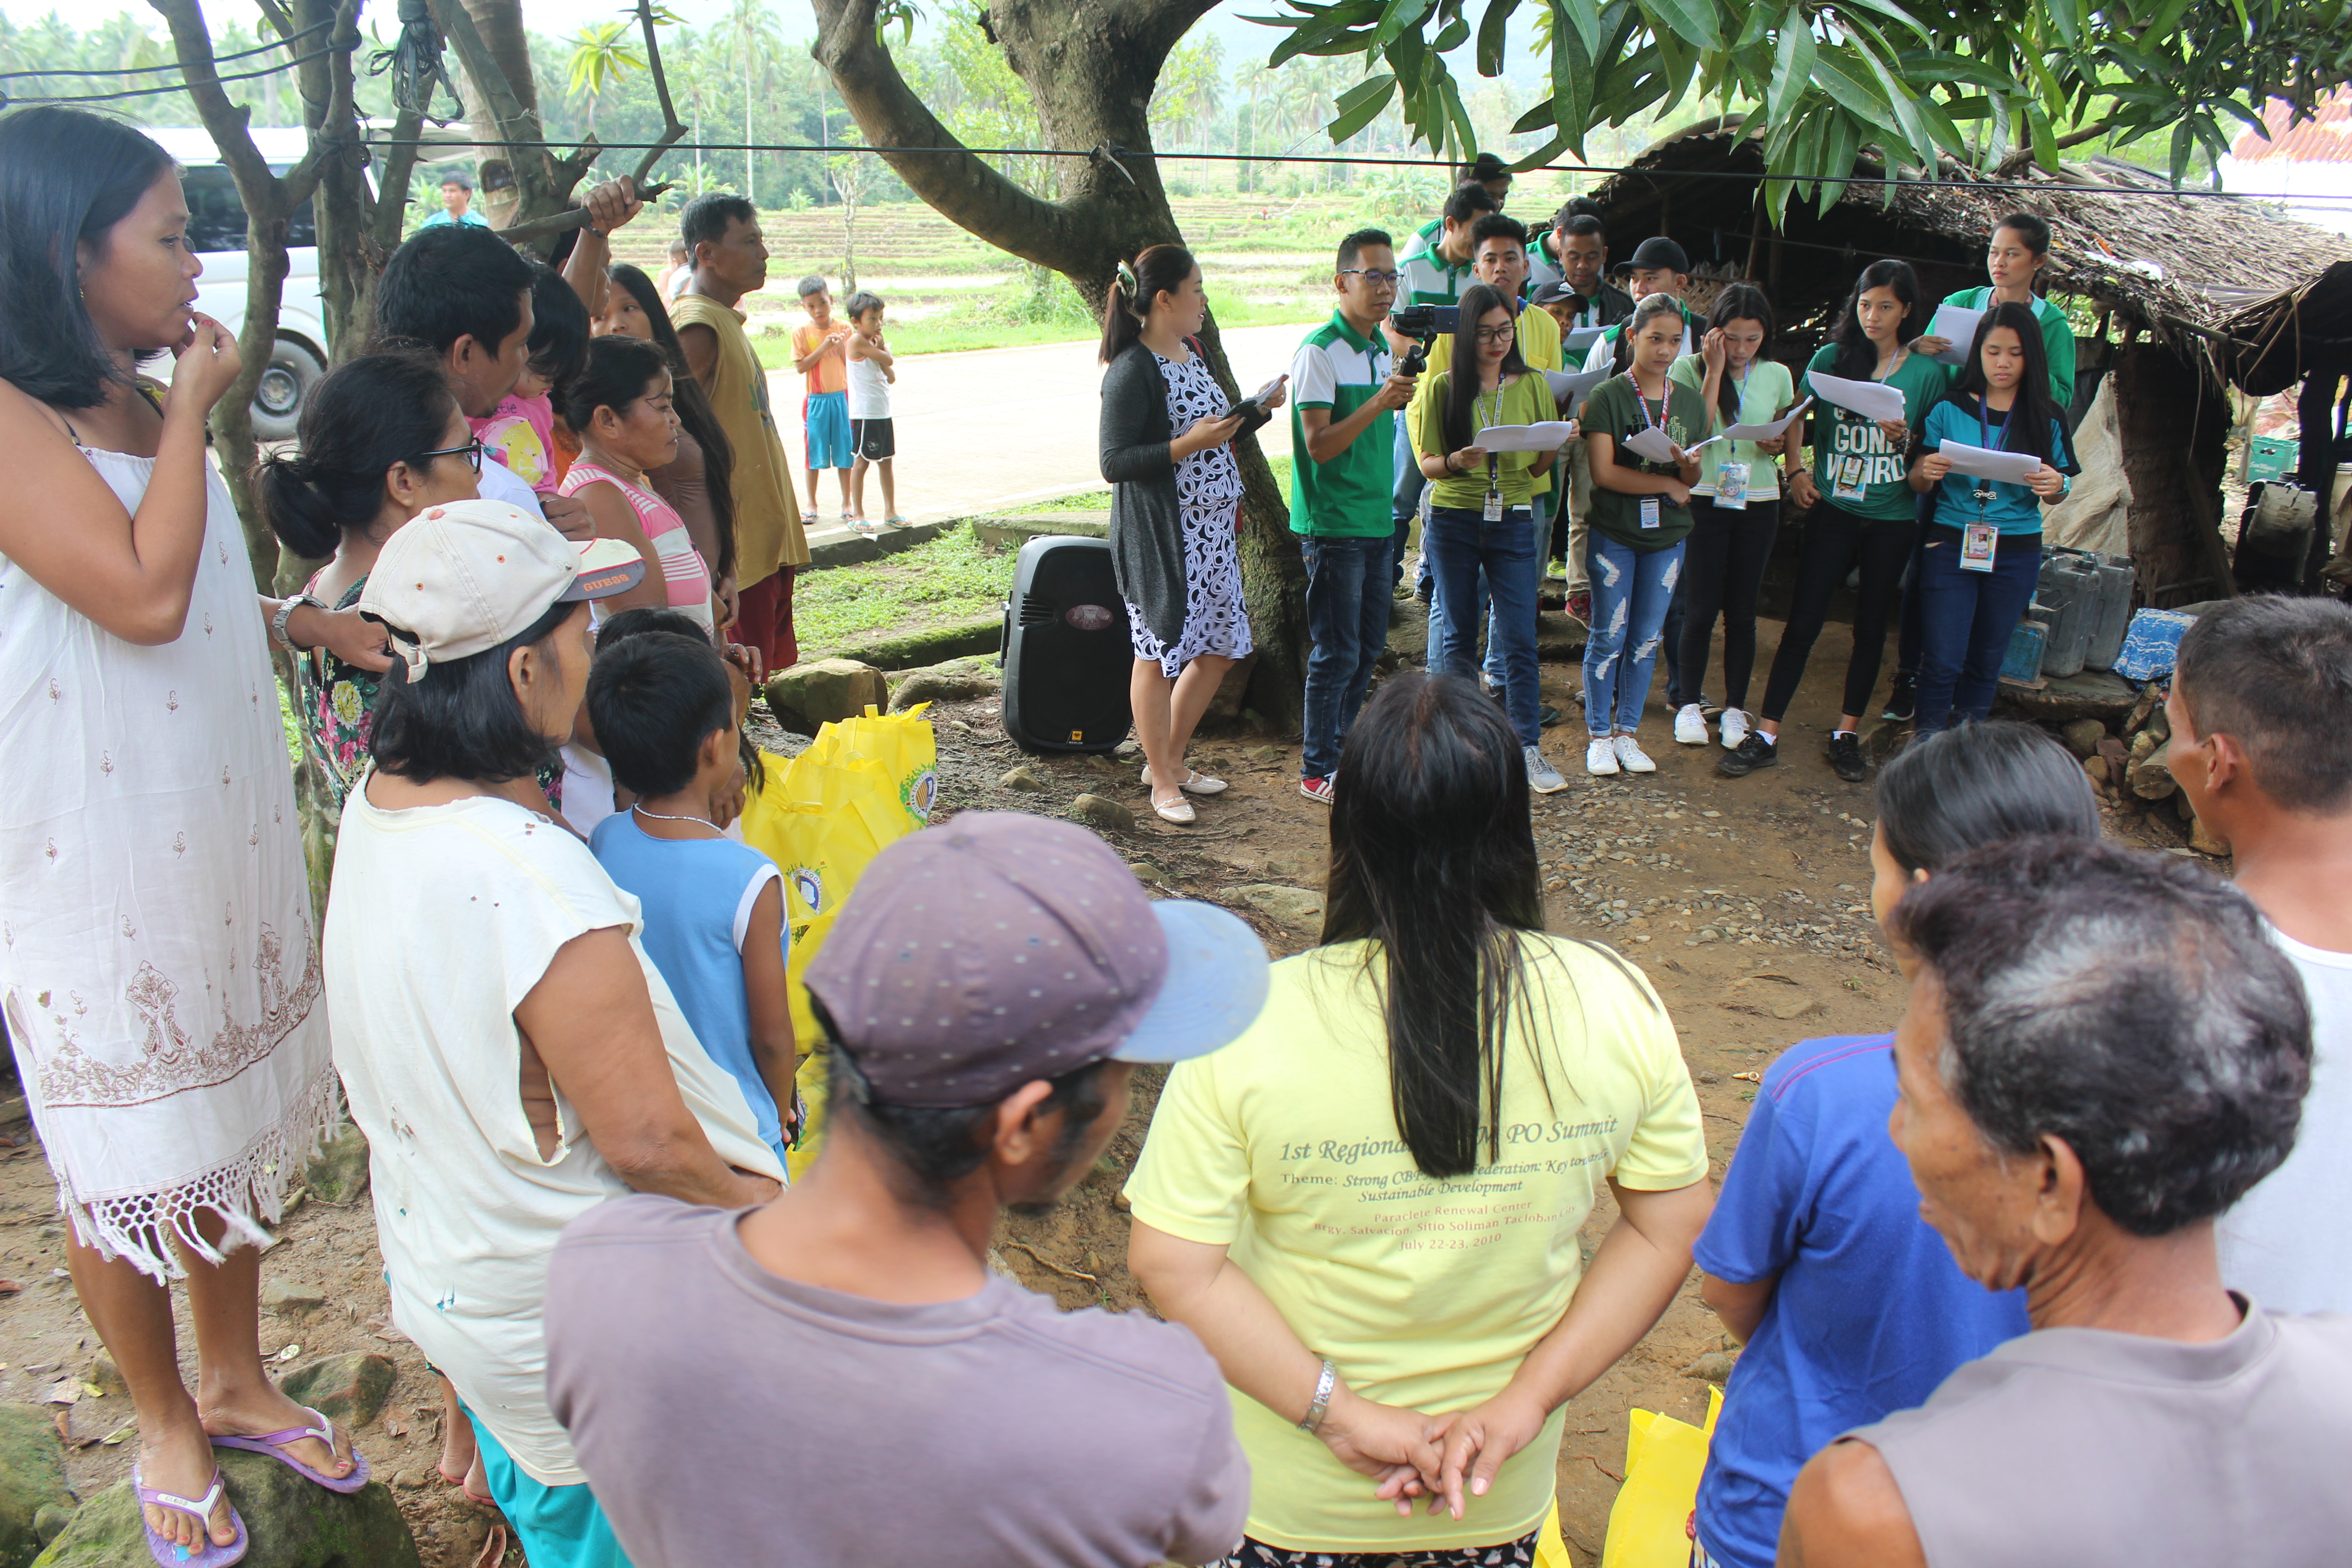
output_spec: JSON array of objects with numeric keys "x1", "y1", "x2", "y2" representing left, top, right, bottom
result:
[{"x1": 0, "y1": 607, "x2": 2200, "y2": 1567}]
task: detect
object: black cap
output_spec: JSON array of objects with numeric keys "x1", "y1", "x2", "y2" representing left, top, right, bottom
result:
[
  {"x1": 1624, "y1": 236, "x2": 1690, "y2": 274},
  {"x1": 1531, "y1": 279, "x2": 1576, "y2": 306}
]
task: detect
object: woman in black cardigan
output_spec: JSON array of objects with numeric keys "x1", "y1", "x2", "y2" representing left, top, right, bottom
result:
[{"x1": 1100, "y1": 243, "x2": 1283, "y2": 824}]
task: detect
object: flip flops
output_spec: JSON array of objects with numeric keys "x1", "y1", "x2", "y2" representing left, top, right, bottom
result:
[
  {"x1": 134, "y1": 1463, "x2": 247, "y2": 1567},
  {"x1": 885, "y1": 515, "x2": 913, "y2": 529},
  {"x1": 211, "y1": 1406, "x2": 369, "y2": 1494}
]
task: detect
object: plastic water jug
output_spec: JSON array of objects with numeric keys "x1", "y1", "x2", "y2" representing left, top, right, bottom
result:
[{"x1": 2036, "y1": 556, "x2": 2099, "y2": 679}]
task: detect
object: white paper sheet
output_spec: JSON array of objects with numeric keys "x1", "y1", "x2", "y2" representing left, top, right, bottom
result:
[
  {"x1": 1621, "y1": 426, "x2": 1682, "y2": 464},
  {"x1": 1936, "y1": 439, "x2": 2044, "y2": 485},
  {"x1": 1807, "y1": 371, "x2": 1909, "y2": 424},
  {"x1": 1474, "y1": 422, "x2": 1578, "y2": 453},
  {"x1": 1925, "y1": 302, "x2": 1984, "y2": 366},
  {"x1": 1563, "y1": 326, "x2": 1606, "y2": 357},
  {"x1": 1544, "y1": 367, "x2": 1610, "y2": 415},
  {"x1": 1690, "y1": 397, "x2": 1813, "y2": 450}
]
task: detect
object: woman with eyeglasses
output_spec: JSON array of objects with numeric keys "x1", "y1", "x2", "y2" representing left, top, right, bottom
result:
[{"x1": 258, "y1": 351, "x2": 495, "y2": 811}]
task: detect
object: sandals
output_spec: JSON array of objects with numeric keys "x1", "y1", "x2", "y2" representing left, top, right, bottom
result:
[
  {"x1": 134, "y1": 1463, "x2": 247, "y2": 1567},
  {"x1": 885, "y1": 515, "x2": 913, "y2": 529},
  {"x1": 1139, "y1": 765, "x2": 1228, "y2": 797},
  {"x1": 211, "y1": 1406, "x2": 369, "y2": 1494}
]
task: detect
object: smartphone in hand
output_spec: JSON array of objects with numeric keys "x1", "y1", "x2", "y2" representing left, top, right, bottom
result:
[{"x1": 1226, "y1": 375, "x2": 1288, "y2": 423}]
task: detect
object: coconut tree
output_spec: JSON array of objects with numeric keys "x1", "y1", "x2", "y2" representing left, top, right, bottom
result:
[
  {"x1": 719, "y1": 0, "x2": 785, "y2": 205},
  {"x1": 567, "y1": 18, "x2": 646, "y2": 137}
]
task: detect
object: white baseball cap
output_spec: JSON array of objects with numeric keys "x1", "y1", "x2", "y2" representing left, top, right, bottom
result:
[{"x1": 358, "y1": 500, "x2": 644, "y2": 682}]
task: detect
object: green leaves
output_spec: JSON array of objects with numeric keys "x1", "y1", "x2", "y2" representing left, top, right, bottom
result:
[{"x1": 1325, "y1": 71, "x2": 1398, "y2": 139}]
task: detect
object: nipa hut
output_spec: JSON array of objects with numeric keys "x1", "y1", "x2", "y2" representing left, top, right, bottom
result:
[{"x1": 1589, "y1": 120, "x2": 2352, "y2": 607}]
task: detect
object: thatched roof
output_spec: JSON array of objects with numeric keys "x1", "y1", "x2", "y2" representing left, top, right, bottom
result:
[
  {"x1": 1588, "y1": 121, "x2": 2352, "y2": 374},
  {"x1": 2219, "y1": 259, "x2": 2352, "y2": 395}
]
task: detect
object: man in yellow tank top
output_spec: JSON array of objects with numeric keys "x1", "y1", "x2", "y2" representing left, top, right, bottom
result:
[{"x1": 674, "y1": 193, "x2": 809, "y2": 672}]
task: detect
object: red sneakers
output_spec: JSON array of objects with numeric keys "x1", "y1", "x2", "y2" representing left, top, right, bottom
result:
[{"x1": 1299, "y1": 775, "x2": 1336, "y2": 805}]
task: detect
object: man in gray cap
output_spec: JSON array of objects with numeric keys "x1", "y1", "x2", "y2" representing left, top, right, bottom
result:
[{"x1": 543, "y1": 812, "x2": 1268, "y2": 1568}]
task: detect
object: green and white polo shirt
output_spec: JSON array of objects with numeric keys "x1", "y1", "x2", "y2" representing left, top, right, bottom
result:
[
  {"x1": 1288, "y1": 311, "x2": 1396, "y2": 539},
  {"x1": 1398, "y1": 217, "x2": 1475, "y2": 308}
]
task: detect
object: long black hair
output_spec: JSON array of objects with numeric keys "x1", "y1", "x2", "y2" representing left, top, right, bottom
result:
[
  {"x1": 607, "y1": 262, "x2": 737, "y2": 580},
  {"x1": 1874, "y1": 721, "x2": 2100, "y2": 875},
  {"x1": 255, "y1": 353, "x2": 459, "y2": 559},
  {"x1": 1098, "y1": 243, "x2": 1196, "y2": 364},
  {"x1": 1442, "y1": 282, "x2": 1529, "y2": 455},
  {"x1": 1323, "y1": 671, "x2": 1551, "y2": 1178},
  {"x1": 1829, "y1": 259, "x2": 1922, "y2": 380},
  {"x1": 1706, "y1": 283, "x2": 1776, "y2": 427},
  {"x1": 1950, "y1": 300, "x2": 2061, "y2": 464},
  {"x1": 0, "y1": 107, "x2": 174, "y2": 409},
  {"x1": 557, "y1": 333, "x2": 673, "y2": 441}
]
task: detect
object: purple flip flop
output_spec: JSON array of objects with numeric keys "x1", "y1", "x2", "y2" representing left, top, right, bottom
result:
[
  {"x1": 210, "y1": 1406, "x2": 370, "y2": 1494},
  {"x1": 132, "y1": 1463, "x2": 248, "y2": 1567}
]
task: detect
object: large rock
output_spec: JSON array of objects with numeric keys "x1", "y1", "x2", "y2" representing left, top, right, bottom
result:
[
  {"x1": 1068, "y1": 794, "x2": 1136, "y2": 834},
  {"x1": 1234, "y1": 884, "x2": 1326, "y2": 933},
  {"x1": 888, "y1": 666, "x2": 1000, "y2": 711},
  {"x1": 2060, "y1": 717, "x2": 2107, "y2": 758},
  {"x1": 764, "y1": 659, "x2": 889, "y2": 736},
  {"x1": 1995, "y1": 667, "x2": 2137, "y2": 723},
  {"x1": 34, "y1": 1450, "x2": 417, "y2": 1568},
  {"x1": 277, "y1": 1352, "x2": 395, "y2": 1431},
  {"x1": 0, "y1": 1405, "x2": 73, "y2": 1568},
  {"x1": 300, "y1": 1123, "x2": 368, "y2": 1208}
]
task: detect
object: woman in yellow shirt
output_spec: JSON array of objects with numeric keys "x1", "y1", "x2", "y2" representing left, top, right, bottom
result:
[{"x1": 1127, "y1": 670, "x2": 1713, "y2": 1567}]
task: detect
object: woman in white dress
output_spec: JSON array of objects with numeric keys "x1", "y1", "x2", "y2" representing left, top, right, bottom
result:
[{"x1": 0, "y1": 108, "x2": 384, "y2": 1561}]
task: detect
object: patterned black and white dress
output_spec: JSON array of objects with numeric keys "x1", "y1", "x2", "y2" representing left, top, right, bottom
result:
[{"x1": 1128, "y1": 350, "x2": 1252, "y2": 678}]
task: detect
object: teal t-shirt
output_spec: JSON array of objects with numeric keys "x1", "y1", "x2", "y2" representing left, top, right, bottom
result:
[
  {"x1": 1921, "y1": 391, "x2": 2075, "y2": 535},
  {"x1": 1800, "y1": 345, "x2": 1946, "y2": 522},
  {"x1": 1942, "y1": 287, "x2": 2076, "y2": 410}
]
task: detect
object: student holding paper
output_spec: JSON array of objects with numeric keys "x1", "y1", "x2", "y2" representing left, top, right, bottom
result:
[
  {"x1": 1912, "y1": 212, "x2": 2075, "y2": 408},
  {"x1": 1411, "y1": 283, "x2": 1572, "y2": 794},
  {"x1": 1906, "y1": 304, "x2": 2073, "y2": 734},
  {"x1": 1579, "y1": 294, "x2": 1705, "y2": 777},
  {"x1": 1668, "y1": 284, "x2": 1794, "y2": 754},
  {"x1": 1722, "y1": 260, "x2": 1944, "y2": 784}
]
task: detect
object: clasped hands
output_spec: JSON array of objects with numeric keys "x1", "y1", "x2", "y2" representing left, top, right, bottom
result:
[{"x1": 1317, "y1": 1379, "x2": 1550, "y2": 1521}]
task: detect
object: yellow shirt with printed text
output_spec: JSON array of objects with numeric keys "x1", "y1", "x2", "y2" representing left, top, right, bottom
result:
[{"x1": 1124, "y1": 934, "x2": 1706, "y2": 1553}]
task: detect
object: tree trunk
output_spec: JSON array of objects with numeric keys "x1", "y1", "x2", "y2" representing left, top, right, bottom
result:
[
  {"x1": 811, "y1": 0, "x2": 1309, "y2": 729},
  {"x1": 461, "y1": 0, "x2": 538, "y2": 117}
]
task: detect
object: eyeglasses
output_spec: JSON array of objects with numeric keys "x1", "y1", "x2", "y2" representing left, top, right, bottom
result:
[
  {"x1": 1340, "y1": 269, "x2": 1403, "y2": 288},
  {"x1": 1473, "y1": 324, "x2": 1517, "y2": 344},
  {"x1": 415, "y1": 439, "x2": 486, "y2": 475}
]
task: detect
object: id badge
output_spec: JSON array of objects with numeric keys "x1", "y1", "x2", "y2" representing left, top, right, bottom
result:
[
  {"x1": 1639, "y1": 495, "x2": 1662, "y2": 530},
  {"x1": 1961, "y1": 523, "x2": 1998, "y2": 573},
  {"x1": 1483, "y1": 489, "x2": 1503, "y2": 522},
  {"x1": 1717, "y1": 461, "x2": 1750, "y2": 510},
  {"x1": 1830, "y1": 455, "x2": 1867, "y2": 503}
]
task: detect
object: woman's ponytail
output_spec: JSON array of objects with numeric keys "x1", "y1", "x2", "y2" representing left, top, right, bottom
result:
[
  {"x1": 1097, "y1": 244, "x2": 1196, "y2": 364},
  {"x1": 251, "y1": 350, "x2": 460, "y2": 562},
  {"x1": 255, "y1": 451, "x2": 346, "y2": 559}
]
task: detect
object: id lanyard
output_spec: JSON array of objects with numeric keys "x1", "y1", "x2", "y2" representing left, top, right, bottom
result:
[
  {"x1": 1960, "y1": 399, "x2": 2010, "y2": 573},
  {"x1": 1716, "y1": 365, "x2": 1752, "y2": 509},
  {"x1": 1631, "y1": 376, "x2": 1668, "y2": 530},
  {"x1": 1480, "y1": 384, "x2": 1505, "y2": 521}
]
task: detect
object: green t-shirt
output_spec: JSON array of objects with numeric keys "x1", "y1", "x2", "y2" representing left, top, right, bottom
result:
[
  {"x1": 1410, "y1": 371, "x2": 1559, "y2": 511},
  {"x1": 1943, "y1": 287, "x2": 2076, "y2": 409},
  {"x1": 1668, "y1": 352, "x2": 1797, "y2": 499},
  {"x1": 1799, "y1": 344, "x2": 1947, "y2": 522},
  {"x1": 1288, "y1": 312, "x2": 1396, "y2": 539},
  {"x1": 1582, "y1": 372, "x2": 1709, "y2": 551}
]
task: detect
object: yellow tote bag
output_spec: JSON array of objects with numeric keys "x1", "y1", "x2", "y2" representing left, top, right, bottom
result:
[{"x1": 1595, "y1": 1386, "x2": 1723, "y2": 1568}]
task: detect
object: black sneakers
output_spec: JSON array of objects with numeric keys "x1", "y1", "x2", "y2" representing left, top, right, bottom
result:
[
  {"x1": 1719, "y1": 732, "x2": 1778, "y2": 776},
  {"x1": 1882, "y1": 674, "x2": 1917, "y2": 723},
  {"x1": 1828, "y1": 731, "x2": 1867, "y2": 782}
]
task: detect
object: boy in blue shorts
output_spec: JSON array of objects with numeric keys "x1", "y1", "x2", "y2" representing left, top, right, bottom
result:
[
  {"x1": 792, "y1": 275, "x2": 855, "y2": 522},
  {"x1": 588, "y1": 632, "x2": 800, "y2": 1169}
]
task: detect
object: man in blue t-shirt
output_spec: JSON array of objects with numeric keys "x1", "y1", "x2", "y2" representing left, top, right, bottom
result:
[{"x1": 1690, "y1": 1034, "x2": 2029, "y2": 1568}]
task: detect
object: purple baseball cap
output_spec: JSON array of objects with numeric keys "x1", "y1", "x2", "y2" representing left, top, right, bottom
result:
[{"x1": 804, "y1": 812, "x2": 1271, "y2": 1108}]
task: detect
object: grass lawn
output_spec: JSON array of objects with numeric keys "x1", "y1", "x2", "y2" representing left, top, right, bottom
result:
[
  {"x1": 796, "y1": 523, "x2": 1018, "y2": 654},
  {"x1": 1023, "y1": 455, "x2": 1295, "y2": 514}
]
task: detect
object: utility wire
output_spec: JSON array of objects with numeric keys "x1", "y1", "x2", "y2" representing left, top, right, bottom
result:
[
  {"x1": 0, "y1": 17, "x2": 331, "y2": 81},
  {"x1": 0, "y1": 42, "x2": 343, "y2": 107}
]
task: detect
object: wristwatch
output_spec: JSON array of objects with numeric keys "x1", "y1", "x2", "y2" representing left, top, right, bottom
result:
[{"x1": 271, "y1": 592, "x2": 326, "y2": 652}]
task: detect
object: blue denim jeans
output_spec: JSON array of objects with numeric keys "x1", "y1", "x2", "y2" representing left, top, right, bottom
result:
[
  {"x1": 1300, "y1": 532, "x2": 1396, "y2": 779},
  {"x1": 1583, "y1": 532, "x2": 1685, "y2": 736},
  {"x1": 1426, "y1": 505, "x2": 1542, "y2": 745},
  {"x1": 1392, "y1": 412, "x2": 1427, "y2": 534},
  {"x1": 1915, "y1": 524, "x2": 2042, "y2": 733}
]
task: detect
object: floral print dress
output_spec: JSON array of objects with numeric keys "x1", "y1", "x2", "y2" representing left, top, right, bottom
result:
[{"x1": 1125, "y1": 350, "x2": 1253, "y2": 678}]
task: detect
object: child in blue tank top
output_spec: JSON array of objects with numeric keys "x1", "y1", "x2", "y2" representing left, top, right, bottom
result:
[{"x1": 587, "y1": 630, "x2": 799, "y2": 1168}]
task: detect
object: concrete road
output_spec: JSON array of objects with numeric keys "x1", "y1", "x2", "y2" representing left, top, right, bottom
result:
[{"x1": 770, "y1": 321, "x2": 1319, "y2": 544}]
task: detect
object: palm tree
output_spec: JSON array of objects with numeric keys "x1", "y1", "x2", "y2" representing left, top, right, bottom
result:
[
  {"x1": 566, "y1": 20, "x2": 645, "y2": 139},
  {"x1": 718, "y1": 0, "x2": 785, "y2": 206}
]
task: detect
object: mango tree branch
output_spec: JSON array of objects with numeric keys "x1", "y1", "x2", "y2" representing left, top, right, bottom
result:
[{"x1": 809, "y1": 0, "x2": 1093, "y2": 275}]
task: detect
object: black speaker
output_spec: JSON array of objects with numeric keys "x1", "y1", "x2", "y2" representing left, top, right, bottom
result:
[{"x1": 1000, "y1": 535, "x2": 1134, "y2": 753}]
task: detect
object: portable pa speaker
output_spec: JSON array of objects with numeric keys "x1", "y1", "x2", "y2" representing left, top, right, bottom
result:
[{"x1": 1000, "y1": 536, "x2": 1134, "y2": 753}]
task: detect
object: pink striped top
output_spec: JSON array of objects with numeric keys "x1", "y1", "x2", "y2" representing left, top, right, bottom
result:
[{"x1": 558, "y1": 459, "x2": 716, "y2": 632}]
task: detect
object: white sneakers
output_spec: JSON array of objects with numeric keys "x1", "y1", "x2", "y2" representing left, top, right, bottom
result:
[
  {"x1": 1524, "y1": 745, "x2": 1568, "y2": 794},
  {"x1": 1719, "y1": 708, "x2": 1752, "y2": 750},
  {"x1": 1613, "y1": 734, "x2": 1657, "y2": 773},
  {"x1": 1585, "y1": 738, "x2": 1619, "y2": 775},
  {"x1": 1675, "y1": 703, "x2": 1709, "y2": 745},
  {"x1": 1585, "y1": 734, "x2": 1658, "y2": 775}
]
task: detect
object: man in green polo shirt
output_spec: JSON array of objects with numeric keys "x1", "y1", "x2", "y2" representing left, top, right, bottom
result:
[{"x1": 1291, "y1": 228, "x2": 1421, "y2": 804}]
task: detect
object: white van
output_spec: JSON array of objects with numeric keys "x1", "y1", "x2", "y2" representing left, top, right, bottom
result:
[{"x1": 147, "y1": 126, "x2": 332, "y2": 441}]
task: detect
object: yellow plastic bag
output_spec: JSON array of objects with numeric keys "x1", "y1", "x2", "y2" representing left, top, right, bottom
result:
[{"x1": 1598, "y1": 1386, "x2": 1723, "y2": 1568}]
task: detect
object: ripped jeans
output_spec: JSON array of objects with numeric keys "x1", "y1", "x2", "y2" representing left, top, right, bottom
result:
[{"x1": 1582, "y1": 531, "x2": 1686, "y2": 737}]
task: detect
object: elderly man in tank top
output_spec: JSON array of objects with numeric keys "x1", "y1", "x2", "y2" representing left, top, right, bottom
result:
[{"x1": 1778, "y1": 838, "x2": 2352, "y2": 1568}]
